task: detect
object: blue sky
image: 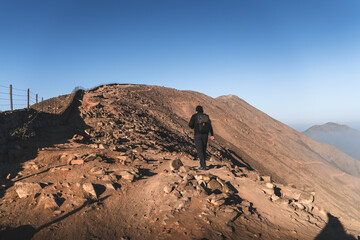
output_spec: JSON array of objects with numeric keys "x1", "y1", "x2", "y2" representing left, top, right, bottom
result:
[{"x1": 1, "y1": 0, "x2": 360, "y2": 130}]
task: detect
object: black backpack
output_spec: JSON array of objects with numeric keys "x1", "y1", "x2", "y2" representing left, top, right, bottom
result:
[{"x1": 196, "y1": 113, "x2": 211, "y2": 134}]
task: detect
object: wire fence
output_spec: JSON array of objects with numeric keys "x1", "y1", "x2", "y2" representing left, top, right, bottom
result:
[{"x1": 0, "y1": 84, "x2": 43, "y2": 112}]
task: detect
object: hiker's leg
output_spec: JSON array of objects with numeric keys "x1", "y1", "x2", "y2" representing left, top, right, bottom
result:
[
  {"x1": 194, "y1": 135, "x2": 206, "y2": 168},
  {"x1": 202, "y1": 134, "x2": 208, "y2": 168}
]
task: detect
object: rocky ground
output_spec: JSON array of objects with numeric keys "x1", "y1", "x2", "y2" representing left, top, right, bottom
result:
[{"x1": 0, "y1": 84, "x2": 358, "y2": 239}]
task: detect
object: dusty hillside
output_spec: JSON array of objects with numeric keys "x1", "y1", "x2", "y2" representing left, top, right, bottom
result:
[{"x1": 0, "y1": 84, "x2": 359, "y2": 239}]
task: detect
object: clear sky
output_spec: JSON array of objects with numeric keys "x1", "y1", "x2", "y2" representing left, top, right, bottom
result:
[{"x1": 1, "y1": 0, "x2": 360, "y2": 131}]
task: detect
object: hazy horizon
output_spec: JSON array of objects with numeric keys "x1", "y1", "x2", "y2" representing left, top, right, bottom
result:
[
  {"x1": 288, "y1": 122, "x2": 360, "y2": 133},
  {"x1": 1, "y1": 0, "x2": 359, "y2": 126}
]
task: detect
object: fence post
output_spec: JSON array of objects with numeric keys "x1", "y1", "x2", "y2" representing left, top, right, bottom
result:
[
  {"x1": 10, "y1": 84, "x2": 13, "y2": 111},
  {"x1": 27, "y1": 88, "x2": 30, "y2": 108},
  {"x1": 36, "y1": 94, "x2": 38, "y2": 104}
]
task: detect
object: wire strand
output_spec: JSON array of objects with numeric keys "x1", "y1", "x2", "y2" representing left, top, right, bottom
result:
[
  {"x1": 12, "y1": 87, "x2": 27, "y2": 92},
  {"x1": 12, "y1": 93, "x2": 27, "y2": 97},
  {"x1": 0, "y1": 85, "x2": 10, "y2": 89}
]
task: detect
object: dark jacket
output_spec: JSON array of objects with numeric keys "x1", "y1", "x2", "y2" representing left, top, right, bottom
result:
[{"x1": 188, "y1": 113, "x2": 214, "y2": 136}]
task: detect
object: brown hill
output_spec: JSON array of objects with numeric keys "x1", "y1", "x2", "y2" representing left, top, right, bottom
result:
[{"x1": 0, "y1": 84, "x2": 359, "y2": 239}]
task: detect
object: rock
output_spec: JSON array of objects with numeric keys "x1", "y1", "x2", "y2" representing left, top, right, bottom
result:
[
  {"x1": 175, "y1": 198, "x2": 189, "y2": 210},
  {"x1": 195, "y1": 174, "x2": 212, "y2": 183},
  {"x1": 89, "y1": 144, "x2": 98, "y2": 149},
  {"x1": 281, "y1": 186, "x2": 302, "y2": 200},
  {"x1": 216, "y1": 178, "x2": 234, "y2": 194},
  {"x1": 38, "y1": 194, "x2": 60, "y2": 210},
  {"x1": 53, "y1": 210, "x2": 63, "y2": 216},
  {"x1": 265, "y1": 183, "x2": 274, "y2": 189},
  {"x1": 102, "y1": 174, "x2": 118, "y2": 182},
  {"x1": 276, "y1": 198, "x2": 290, "y2": 205},
  {"x1": 164, "y1": 185, "x2": 174, "y2": 194},
  {"x1": 71, "y1": 197, "x2": 88, "y2": 207},
  {"x1": 72, "y1": 134, "x2": 84, "y2": 143},
  {"x1": 82, "y1": 183, "x2": 97, "y2": 198},
  {"x1": 207, "y1": 179, "x2": 222, "y2": 193},
  {"x1": 23, "y1": 161, "x2": 39, "y2": 170},
  {"x1": 261, "y1": 176, "x2": 271, "y2": 183},
  {"x1": 51, "y1": 166, "x2": 71, "y2": 172},
  {"x1": 262, "y1": 187, "x2": 274, "y2": 195},
  {"x1": 60, "y1": 153, "x2": 73, "y2": 162},
  {"x1": 209, "y1": 195, "x2": 226, "y2": 206},
  {"x1": 281, "y1": 186, "x2": 314, "y2": 204},
  {"x1": 15, "y1": 182, "x2": 42, "y2": 198},
  {"x1": 183, "y1": 174, "x2": 195, "y2": 182},
  {"x1": 117, "y1": 155, "x2": 131, "y2": 163},
  {"x1": 291, "y1": 201, "x2": 305, "y2": 210},
  {"x1": 98, "y1": 144, "x2": 106, "y2": 149},
  {"x1": 61, "y1": 182, "x2": 70, "y2": 188},
  {"x1": 119, "y1": 171, "x2": 135, "y2": 182},
  {"x1": 240, "y1": 200, "x2": 251, "y2": 207},
  {"x1": 90, "y1": 167, "x2": 105, "y2": 175},
  {"x1": 242, "y1": 206, "x2": 252, "y2": 215},
  {"x1": 105, "y1": 183, "x2": 116, "y2": 190},
  {"x1": 171, "y1": 190, "x2": 182, "y2": 199},
  {"x1": 219, "y1": 208, "x2": 239, "y2": 222},
  {"x1": 179, "y1": 166, "x2": 191, "y2": 173},
  {"x1": 69, "y1": 159, "x2": 84, "y2": 165},
  {"x1": 299, "y1": 192, "x2": 314, "y2": 204},
  {"x1": 170, "y1": 159, "x2": 183, "y2": 171},
  {"x1": 271, "y1": 195, "x2": 280, "y2": 201}
]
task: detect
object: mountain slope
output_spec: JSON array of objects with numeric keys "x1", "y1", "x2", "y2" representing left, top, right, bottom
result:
[
  {"x1": 0, "y1": 84, "x2": 359, "y2": 239},
  {"x1": 304, "y1": 122, "x2": 360, "y2": 160}
]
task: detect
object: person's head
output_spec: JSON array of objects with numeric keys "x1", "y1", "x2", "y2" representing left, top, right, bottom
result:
[{"x1": 196, "y1": 105, "x2": 204, "y2": 113}]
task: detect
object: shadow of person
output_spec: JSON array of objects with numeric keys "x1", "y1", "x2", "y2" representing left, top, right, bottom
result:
[
  {"x1": 0, "y1": 196, "x2": 110, "y2": 240},
  {"x1": 0, "y1": 225, "x2": 36, "y2": 240},
  {"x1": 315, "y1": 213, "x2": 356, "y2": 240}
]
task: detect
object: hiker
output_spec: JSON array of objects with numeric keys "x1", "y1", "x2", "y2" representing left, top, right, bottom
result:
[{"x1": 188, "y1": 105, "x2": 214, "y2": 170}]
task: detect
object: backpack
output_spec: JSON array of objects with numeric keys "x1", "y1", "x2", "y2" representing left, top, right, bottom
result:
[{"x1": 196, "y1": 113, "x2": 211, "y2": 134}]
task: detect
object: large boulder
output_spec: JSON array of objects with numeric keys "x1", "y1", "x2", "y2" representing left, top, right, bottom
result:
[{"x1": 15, "y1": 182, "x2": 42, "y2": 198}]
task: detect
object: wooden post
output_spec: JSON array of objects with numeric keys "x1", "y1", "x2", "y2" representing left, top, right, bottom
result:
[
  {"x1": 27, "y1": 88, "x2": 30, "y2": 108},
  {"x1": 36, "y1": 94, "x2": 38, "y2": 104},
  {"x1": 10, "y1": 84, "x2": 13, "y2": 111}
]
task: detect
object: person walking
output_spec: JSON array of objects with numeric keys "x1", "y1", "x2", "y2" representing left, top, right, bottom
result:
[{"x1": 188, "y1": 105, "x2": 214, "y2": 170}]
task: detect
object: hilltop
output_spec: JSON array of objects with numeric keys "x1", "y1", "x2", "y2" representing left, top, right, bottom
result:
[{"x1": 0, "y1": 84, "x2": 359, "y2": 239}]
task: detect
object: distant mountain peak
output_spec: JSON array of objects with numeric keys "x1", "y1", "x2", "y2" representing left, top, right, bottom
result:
[{"x1": 304, "y1": 122, "x2": 351, "y2": 133}]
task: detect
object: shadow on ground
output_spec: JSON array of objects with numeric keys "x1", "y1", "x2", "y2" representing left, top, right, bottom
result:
[
  {"x1": 0, "y1": 90, "x2": 90, "y2": 199},
  {"x1": 315, "y1": 213, "x2": 357, "y2": 240},
  {"x1": 0, "y1": 196, "x2": 110, "y2": 240}
]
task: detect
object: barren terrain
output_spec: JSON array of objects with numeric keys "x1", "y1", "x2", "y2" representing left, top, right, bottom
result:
[{"x1": 0, "y1": 84, "x2": 359, "y2": 239}]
